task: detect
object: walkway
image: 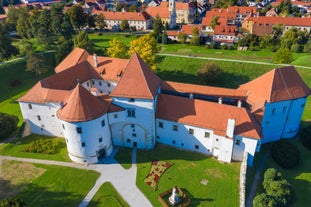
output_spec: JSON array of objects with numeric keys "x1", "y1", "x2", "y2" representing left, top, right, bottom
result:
[
  {"x1": 0, "y1": 147, "x2": 152, "y2": 207},
  {"x1": 158, "y1": 53, "x2": 311, "y2": 70},
  {"x1": 245, "y1": 152, "x2": 270, "y2": 207}
]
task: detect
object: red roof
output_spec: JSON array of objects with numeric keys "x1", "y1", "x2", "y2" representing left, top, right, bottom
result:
[
  {"x1": 180, "y1": 24, "x2": 201, "y2": 35},
  {"x1": 110, "y1": 52, "x2": 162, "y2": 99},
  {"x1": 162, "y1": 81, "x2": 247, "y2": 100},
  {"x1": 239, "y1": 66, "x2": 311, "y2": 106},
  {"x1": 55, "y1": 48, "x2": 89, "y2": 73},
  {"x1": 156, "y1": 94, "x2": 261, "y2": 139},
  {"x1": 145, "y1": 6, "x2": 170, "y2": 18},
  {"x1": 214, "y1": 25, "x2": 237, "y2": 35},
  {"x1": 228, "y1": 6, "x2": 257, "y2": 14},
  {"x1": 57, "y1": 84, "x2": 108, "y2": 122},
  {"x1": 247, "y1": 16, "x2": 311, "y2": 27},
  {"x1": 92, "y1": 10, "x2": 149, "y2": 21}
]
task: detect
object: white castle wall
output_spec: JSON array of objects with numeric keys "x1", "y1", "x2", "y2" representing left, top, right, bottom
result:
[
  {"x1": 19, "y1": 102, "x2": 64, "y2": 137},
  {"x1": 232, "y1": 136, "x2": 259, "y2": 166},
  {"x1": 111, "y1": 97, "x2": 156, "y2": 149},
  {"x1": 59, "y1": 113, "x2": 113, "y2": 164}
]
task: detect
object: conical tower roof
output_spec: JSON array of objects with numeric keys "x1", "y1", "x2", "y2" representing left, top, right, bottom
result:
[
  {"x1": 57, "y1": 84, "x2": 108, "y2": 122},
  {"x1": 110, "y1": 52, "x2": 162, "y2": 99}
]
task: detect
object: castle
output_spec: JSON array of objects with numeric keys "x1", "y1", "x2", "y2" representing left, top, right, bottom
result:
[{"x1": 18, "y1": 48, "x2": 311, "y2": 166}]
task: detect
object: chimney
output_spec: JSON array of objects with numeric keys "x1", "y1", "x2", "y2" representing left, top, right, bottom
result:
[
  {"x1": 189, "y1": 93, "x2": 193, "y2": 99},
  {"x1": 93, "y1": 54, "x2": 98, "y2": 68},
  {"x1": 226, "y1": 118, "x2": 235, "y2": 138},
  {"x1": 218, "y1": 97, "x2": 222, "y2": 104},
  {"x1": 237, "y1": 100, "x2": 242, "y2": 108}
]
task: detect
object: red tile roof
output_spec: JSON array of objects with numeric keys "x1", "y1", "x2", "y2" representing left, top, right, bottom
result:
[
  {"x1": 228, "y1": 6, "x2": 257, "y2": 14},
  {"x1": 55, "y1": 48, "x2": 89, "y2": 73},
  {"x1": 57, "y1": 84, "x2": 109, "y2": 122},
  {"x1": 145, "y1": 5, "x2": 170, "y2": 18},
  {"x1": 180, "y1": 24, "x2": 201, "y2": 35},
  {"x1": 239, "y1": 66, "x2": 311, "y2": 106},
  {"x1": 91, "y1": 10, "x2": 149, "y2": 21},
  {"x1": 247, "y1": 16, "x2": 311, "y2": 27},
  {"x1": 214, "y1": 25, "x2": 237, "y2": 35},
  {"x1": 162, "y1": 81, "x2": 247, "y2": 100},
  {"x1": 110, "y1": 52, "x2": 162, "y2": 99},
  {"x1": 156, "y1": 94, "x2": 261, "y2": 139}
]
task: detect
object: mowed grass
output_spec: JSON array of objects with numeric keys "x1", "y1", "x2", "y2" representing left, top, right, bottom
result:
[
  {"x1": 114, "y1": 147, "x2": 132, "y2": 169},
  {"x1": 88, "y1": 182, "x2": 129, "y2": 207},
  {"x1": 136, "y1": 144, "x2": 240, "y2": 207},
  {"x1": 88, "y1": 33, "x2": 137, "y2": 48},
  {"x1": 0, "y1": 134, "x2": 71, "y2": 162},
  {"x1": 14, "y1": 162, "x2": 99, "y2": 207},
  {"x1": 247, "y1": 141, "x2": 311, "y2": 207}
]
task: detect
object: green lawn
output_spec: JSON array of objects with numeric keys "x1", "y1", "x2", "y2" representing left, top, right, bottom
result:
[
  {"x1": 136, "y1": 144, "x2": 240, "y2": 207},
  {"x1": 88, "y1": 182, "x2": 129, "y2": 207},
  {"x1": 88, "y1": 33, "x2": 137, "y2": 48},
  {"x1": 0, "y1": 134, "x2": 71, "y2": 162},
  {"x1": 247, "y1": 140, "x2": 311, "y2": 207},
  {"x1": 15, "y1": 163, "x2": 99, "y2": 207},
  {"x1": 114, "y1": 147, "x2": 132, "y2": 169}
]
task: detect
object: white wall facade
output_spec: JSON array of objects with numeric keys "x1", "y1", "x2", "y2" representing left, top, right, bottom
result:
[
  {"x1": 59, "y1": 113, "x2": 113, "y2": 164},
  {"x1": 105, "y1": 19, "x2": 151, "y2": 31},
  {"x1": 232, "y1": 136, "x2": 259, "y2": 166},
  {"x1": 110, "y1": 97, "x2": 156, "y2": 149},
  {"x1": 19, "y1": 102, "x2": 64, "y2": 137}
]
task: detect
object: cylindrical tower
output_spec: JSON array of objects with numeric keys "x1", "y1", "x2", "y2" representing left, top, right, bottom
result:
[{"x1": 57, "y1": 84, "x2": 113, "y2": 164}]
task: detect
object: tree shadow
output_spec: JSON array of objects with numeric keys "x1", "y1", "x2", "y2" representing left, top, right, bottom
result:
[
  {"x1": 156, "y1": 69, "x2": 202, "y2": 85},
  {"x1": 180, "y1": 187, "x2": 214, "y2": 206}
]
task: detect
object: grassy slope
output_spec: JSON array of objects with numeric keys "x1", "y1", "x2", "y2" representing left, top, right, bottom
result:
[
  {"x1": 136, "y1": 145, "x2": 240, "y2": 207},
  {"x1": 16, "y1": 163, "x2": 99, "y2": 207},
  {"x1": 88, "y1": 182, "x2": 130, "y2": 207},
  {"x1": 0, "y1": 134, "x2": 71, "y2": 162},
  {"x1": 247, "y1": 141, "x2": 311, "y2": 207}
]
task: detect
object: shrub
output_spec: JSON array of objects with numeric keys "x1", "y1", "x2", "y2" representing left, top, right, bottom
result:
[
  {"x1": 271, "y1": 140, "x2": 300, "y2": 169},
  {"x1": 301, "y1": 126, "x2": 311, "y2": 151},
  {"x1": 24, "y1": 139, "x2": 57, "y2": 154},
  {"x1": 17, "y1": 121, "x2": 26, "y2": 138},
  {"x1": 0, "y1": 197, "x2": 26, "y2": 207},
  {"x1": 273, "y1": 48, "x2": 293, "y2": 64},
  {"x1": 0, "y1": 113, "x2": 19, "y2": 140},
  {"x1": 197, "y1": 62, "x2": 222, "y2": 84},
  {"x1": 253, "y1": 193, "x2": 278, "y2": 207}
]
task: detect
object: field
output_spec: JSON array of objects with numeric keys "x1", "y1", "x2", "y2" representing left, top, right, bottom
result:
[
  {"x1": 0, "y1": 160, "x2": 99, "y2": 207},
  {"x1": 88, "y1": 182, "x2": 129, "y2": 207},
  {"x1": 136, "y1": 144, "x2": 240, "y2": 207},
  {"x1": 0, "y1": 135, "x2": 70, "y2": 162}
]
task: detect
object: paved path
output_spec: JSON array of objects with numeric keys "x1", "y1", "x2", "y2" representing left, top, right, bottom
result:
[
  {"x1": 245, "y1": 152, "x2": 270, "y2": 207},
  {"x1": 158, "y1": 53, "x2": 311, "y2": 70},
  {"x1": 0, "y1": 147, "x2": 152, "y2": 207}
]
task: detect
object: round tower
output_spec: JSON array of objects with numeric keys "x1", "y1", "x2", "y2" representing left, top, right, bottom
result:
[{"x1": 57, "y1": 84, "x2": 113, "y2": 164}]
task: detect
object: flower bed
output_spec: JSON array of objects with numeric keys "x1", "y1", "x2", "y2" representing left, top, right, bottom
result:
[{"x1": 144, "y1": 160, "x2": 174, "y2": 190}]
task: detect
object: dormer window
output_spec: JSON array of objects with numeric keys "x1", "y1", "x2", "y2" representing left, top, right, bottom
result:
[{"x1": 129, "y1": 98, "x2": 135, "y2": 102}]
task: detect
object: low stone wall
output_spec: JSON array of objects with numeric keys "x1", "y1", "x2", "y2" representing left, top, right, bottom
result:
[
  {"x1": 240, "y1": 152, "x2": 248, "y2": 207},
  {"x1": 158, "y1": 187, "x2": 191, "y2": 207}
]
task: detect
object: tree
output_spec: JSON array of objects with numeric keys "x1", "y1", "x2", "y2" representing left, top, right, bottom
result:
[
  {"x1": 0, "y1": 112, "x2": 18, "y2": 139},
  {"x1": 5, "y1": 5, "x2": 20, "y2": 30},
  {"x1": 281, "y1": 27, "x2": 308, "y2": 50},
  {"x1": 152, "y1": 16, "x2": 164, "y2": 43},
  {"x1": 16, "y1": 8, "x2": 30, "y2": 39},
  {"x1": 26, "y1": 50, "x2": 49, "y2": 77},
  {"x1": 128, "y1": 33, "x2": 158, "y2": 70},
  {"x1": 73, "y1": 31, "x2": 94, "y2": 53},
  {"x1": 253, "y1": 193, "x2": 278, "y2": 207},
  {"x1": 197, "y1": 62, "x2": 222, "y2": 84},
  {"x1": 95, "y1": 13, "x2": 106, "y2": 30},
  {"x1": 120, "y1": 19, "x2": 130, "y2": 31},
  {"x1": 271, "y1": 23, "x2": 284, "y2": 43},
  {"x1": 177, "y1": 32, "x2": 187, "y2": 44},
  {"x1": 273, "y1": 48, "x2": 293, "y2": 64},
  {"x1": 0, "y1": 22, "x2": 18, "y2": 61},
  {"x1": 37, "y1": 27, "x2": 51, "y2": 46},
  {"x1": 129, "y1": 4, "x2": 137, "y2": 12},
  {"x1": 0, "y1": 197, "x2": 26, "y2": 207},
  {"x1": 107, "y1": 38, "x2": 128, "y2": 59},
  {"x1": 55, "y1": 39, "x2": 73, "y2": 64},
  {"x1": 270, "y1": 140, "x2": 300, "y2": 169},
  {"x1": 0, "y1": 5, "x2": 5, "y2": 14},
  {"x1": 210, "y1": 16, "x2": 219, "y2": 30},
  {"x1": 87, "y1": 14, "x2": 96, "y2": 28},
  {"x1": 190, "y1": 27, "x2": 200, "y2": 46},
  {"x1": 28, "y1": 8, "x2": 41, "y2": 38},
  {"x1": 66, "y1": 5, "x2": 86, "y2": 30},
  {"x1": 162, "y1": 30, "x2": 168, "y2": 44},
  {"x1": 303, "y1": 40, "x2": 311, "y2": 54},
  {"x1": 60, "y1": 13, "x2": 75, "y2": 39},
  {"x1": 50, "y1": 3, "x2": 64, "y2": 35}
]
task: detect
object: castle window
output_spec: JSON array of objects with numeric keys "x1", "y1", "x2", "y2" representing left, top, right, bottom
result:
[
  {"x1": 283, "y1": 106, "x2": 287, "y2": 113},
  {"x1": 99, "y1": 137, "x2": 102, "y2": 143},
  {"x1": 114, "y1": 114, "x2": 118, "y2": 118},
  {"x1": 131, "y1": 124, "x2": 135, "y2": 128},
  {"x1": 159, "y1": 122, "x2": 163, "y2": 128},
  {"x1": 172, "y1": 140, "x2": 176, "y2": 144},
  {"x1": 37, "y1": 115, "x2": 41, "y2": 121},
  {"x1": 66, "y1": 139, "x2": 68, "y2": 143},
  {"x1": 77, "y1": 127, "x2": 82, "y2": 134},
  {"x1": 62, "y1": 124, "x2": 65, "y2": 130},
  {"x1": 81, "y1": 142, "x2": 86, "y2": 147},
  {"x1": 101, "y1": 120, "x2": 105, "y2": 127},
  {"x1": 99, "y1": 81, "x2": 102, "y2": 86},
  {"x1": 189, "y1": 128, "x2": 194, "y2": 135},
  {"x1": 181, "y1": 143, "x2": 184, "y2": 146},
  {"x1": 195, "y1": 145, "x2": 199, "y2": 150},
  {"x1": 28, "y1": 104, "x2": 32, "y2": 109},
  {"x1": 272, "y1": 108, "x2": 275, "y2": 115},
  {"x1": 205, "y1": 132, "x2": 210, "y2": 138},
  {"x1": 126, "y1": 138, "x2": 131, "y2": 143},
  {"x1": 128, "y1": 98, "x2": 135, "y2": 102},
  {"x1": 127, "y1": 108, "x2": 135, "y2": 118},
  {"x1": 173, "y1": 125, "x2": 178, "y2": 131},
  {"x1": 87, "y1": 82, "x2": 89, "y2": 87},
  {"x1": 156, "y1": 136, "x2": 160, "y2": 139},
  {"x1": 235, "y1": 140, "x2": 240, "y2": 145},
  {"x1": 92, "y1": 80, "x2": 94, "y2": 84},
  {"x1": 107, "y1": 82, "x2": 111, "y2": 87},
  {"x1": 216, "y1": 138, "x2": 219, "y2": 142},
  {"x1": 132, "y1": 133, "x2": 136, "y2": 137}
]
